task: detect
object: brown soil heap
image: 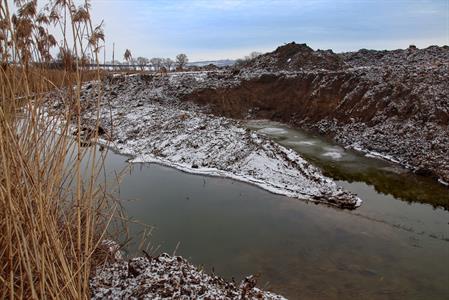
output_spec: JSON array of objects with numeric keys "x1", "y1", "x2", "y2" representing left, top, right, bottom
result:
[
  {"x1": 183, "y1": 43, "x2": 449, "y2": 183},
  {"x1": 247, "y1": 42, "x2": 344, "y2": 71}
]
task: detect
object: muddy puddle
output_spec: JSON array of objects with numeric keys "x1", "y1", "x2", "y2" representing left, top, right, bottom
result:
[{"x1": 85, "y1": 121, "x2": 449, "y2": 300}]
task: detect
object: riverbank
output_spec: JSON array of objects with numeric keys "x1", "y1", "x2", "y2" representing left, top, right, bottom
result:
[
  {"x1": 91, "y1": 250, "x2": 286, "y2": 299},
  {"x1": 73, "y1": 74, "x2": 361, "y2": 209}
]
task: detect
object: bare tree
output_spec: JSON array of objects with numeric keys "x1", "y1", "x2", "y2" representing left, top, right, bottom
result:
[
  {"x1": 244, "y1": 51, "x2": 262, "y2": 61},
  {"x1": 130, "y1": 57, "x2": 139, "y2": 70},
  {"x1": 137, "y1": 56, "x2": 149, "y2": 71},
  {"x1": 235, "y1": 51, "x2": 263, "y2": 69},
  {"x1": 163, "y1": 58, "x2": 174, "y2": 71},
  {"x1": 175, "y1": 53, "x2": 188, "y2": 70},
  {"x1": 150, "y1": 57, "x2": 163, "y2": 72}
]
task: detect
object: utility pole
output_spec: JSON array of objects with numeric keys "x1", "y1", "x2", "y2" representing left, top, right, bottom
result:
[{"x1": 112, "y1": 42, "x2": 115, "y2": 71}]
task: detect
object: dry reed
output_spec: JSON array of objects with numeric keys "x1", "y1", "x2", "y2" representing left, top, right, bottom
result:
[{"x1": 0, "y1": 0, "x2": 117, "y2": 298}]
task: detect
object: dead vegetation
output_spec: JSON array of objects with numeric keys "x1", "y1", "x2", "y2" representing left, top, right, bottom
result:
[{"x1": 0, "y1": 0, "x2": 119, "y2": 298}]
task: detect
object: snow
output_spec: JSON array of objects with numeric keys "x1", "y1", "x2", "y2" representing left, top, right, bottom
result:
[
  {"x1": 349, "y1": 145, "x2": 402, "y2": 164},
  {"x1": 438, "y1": 179, "x2": 449, "y2": 186},
  {"x1": 76, "y1": 73, "x2": 361, "y2": 209},
  {"x1": 91, "y1": 253, "x2": 287, "y2": 300}
]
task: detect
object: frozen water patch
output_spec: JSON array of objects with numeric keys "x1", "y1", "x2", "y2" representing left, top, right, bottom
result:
[
  {"x1": 321, "y1": 146, "x2": 345, "y2": 160},
  {"x1": 257, "y1": 127, "x2": 288, "y2": 135},
  {"x1": 287, "y1": 140, "x2": 316, "y2": 146},
  {"x1": 322, "y1": 151, "x2": 343, "y2": 160}
]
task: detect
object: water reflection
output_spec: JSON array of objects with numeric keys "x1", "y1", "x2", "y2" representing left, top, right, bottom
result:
[
  {"x1": 91, "y1": 145, "x2": 449, "y2": 300},
  {"x1": 246, "y1": 120, "x2": 449, "y2": 210}
]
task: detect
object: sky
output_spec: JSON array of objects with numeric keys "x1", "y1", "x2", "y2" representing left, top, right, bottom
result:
[{"x1": 87, "y1": 0, "x2": 449, "y2": 62}]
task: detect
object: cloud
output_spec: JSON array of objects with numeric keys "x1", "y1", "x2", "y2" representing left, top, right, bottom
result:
[{"x1": 88, "y1": 0, "x2": 448, "y2": 61}]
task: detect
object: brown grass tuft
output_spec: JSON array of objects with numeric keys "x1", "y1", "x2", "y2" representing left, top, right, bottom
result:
[{"x1": 0, "y1": 0, "x2": 117, "y2": 298}]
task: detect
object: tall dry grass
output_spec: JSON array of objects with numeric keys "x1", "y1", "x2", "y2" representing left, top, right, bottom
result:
[{"x1": 0, "y1": 0, "x2": 117, "y2": 298}]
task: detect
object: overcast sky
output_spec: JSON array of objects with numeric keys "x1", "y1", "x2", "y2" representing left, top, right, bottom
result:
[{"x1": 88, "y1": 0, "x2": 449, "y2": 62}]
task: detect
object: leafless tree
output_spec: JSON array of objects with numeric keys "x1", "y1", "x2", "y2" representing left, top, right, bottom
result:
[
  {"x1": 244, "y1": 51, "x2": 262, "y2": 61},
  {"x1": 163, "y1": 58, "x2": 174, "y2": 71},
  {"x1": 130, "y1": 57, "x2": 139, "y2": 70},
  {"x1": 150, "y1": 57, "x2": 163, "y2": 72},
  {"x1": 175, "y1": 53, "x2": 188, "y2": 70},
  {"x1": 137, "y1": 56, "x2": 149, "y2": 71},
  {"x1": 235, "y1": 51, "x2": 263, "y2": 69}
]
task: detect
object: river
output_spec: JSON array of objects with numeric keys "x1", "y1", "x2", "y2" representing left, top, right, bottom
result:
[{"x1": 91, "y1": 120, "x2": 449, "y2": 300}]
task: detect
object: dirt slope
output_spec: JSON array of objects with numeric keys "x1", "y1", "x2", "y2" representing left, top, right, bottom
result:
[
  {"x1": 247, "y1": 42, "x2": 344, "y2": 71},
  {"x1": 183, "y1": 43, "x2": 449, "y2": 183}
]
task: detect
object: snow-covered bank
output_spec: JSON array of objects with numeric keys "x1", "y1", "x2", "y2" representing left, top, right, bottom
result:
[
  {"x1": 77, "y1": 74, "x2": 360, "y2": 209},
  {"x1": 91, "y1": 253, "x2": 286, "y2": 299}
]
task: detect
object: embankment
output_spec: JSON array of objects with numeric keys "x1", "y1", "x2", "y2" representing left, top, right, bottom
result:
[{"x1": 183, "y1": 43, "x2": 449, "y2": 183}]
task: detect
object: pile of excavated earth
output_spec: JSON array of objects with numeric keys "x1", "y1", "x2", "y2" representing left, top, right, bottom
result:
[{"x1": 184, "y1": 42, "x2": 449, "y2": 184}]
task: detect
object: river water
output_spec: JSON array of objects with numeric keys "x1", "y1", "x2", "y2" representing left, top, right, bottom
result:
[{"x1": 94, "y1": 120, "x2": 449, "y2": 300}]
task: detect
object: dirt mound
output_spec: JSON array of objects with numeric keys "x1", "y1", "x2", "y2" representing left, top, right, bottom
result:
[
  {"x1": 245, "y1": 42, "x2": 449, "y2": 72},
  {"x1": 182, "y1": 43, "x2": 449, "y2": 184},
  {"x1": 183, "y1": 62, "x2": 449, "y2": 184},
  {"x1": 247, "y1": 42, "x2": 345, "y2": 71},
  {"x1": 340, "y1": 45, "x2": 449, "y2": 68}
]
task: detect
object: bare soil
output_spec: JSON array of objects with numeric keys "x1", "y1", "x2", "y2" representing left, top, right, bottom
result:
[{"x1": 183, "y1": 43, "x2": 449, "y2": 183}]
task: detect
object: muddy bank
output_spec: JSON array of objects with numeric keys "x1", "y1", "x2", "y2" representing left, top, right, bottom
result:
[{"x1": 182, "y1": 43, "x2": 449, "y2": 183}]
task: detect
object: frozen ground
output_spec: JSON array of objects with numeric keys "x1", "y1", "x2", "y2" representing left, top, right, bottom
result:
[{"x1": 77, "y1": 73, "x2": 360, "y2": 209}]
